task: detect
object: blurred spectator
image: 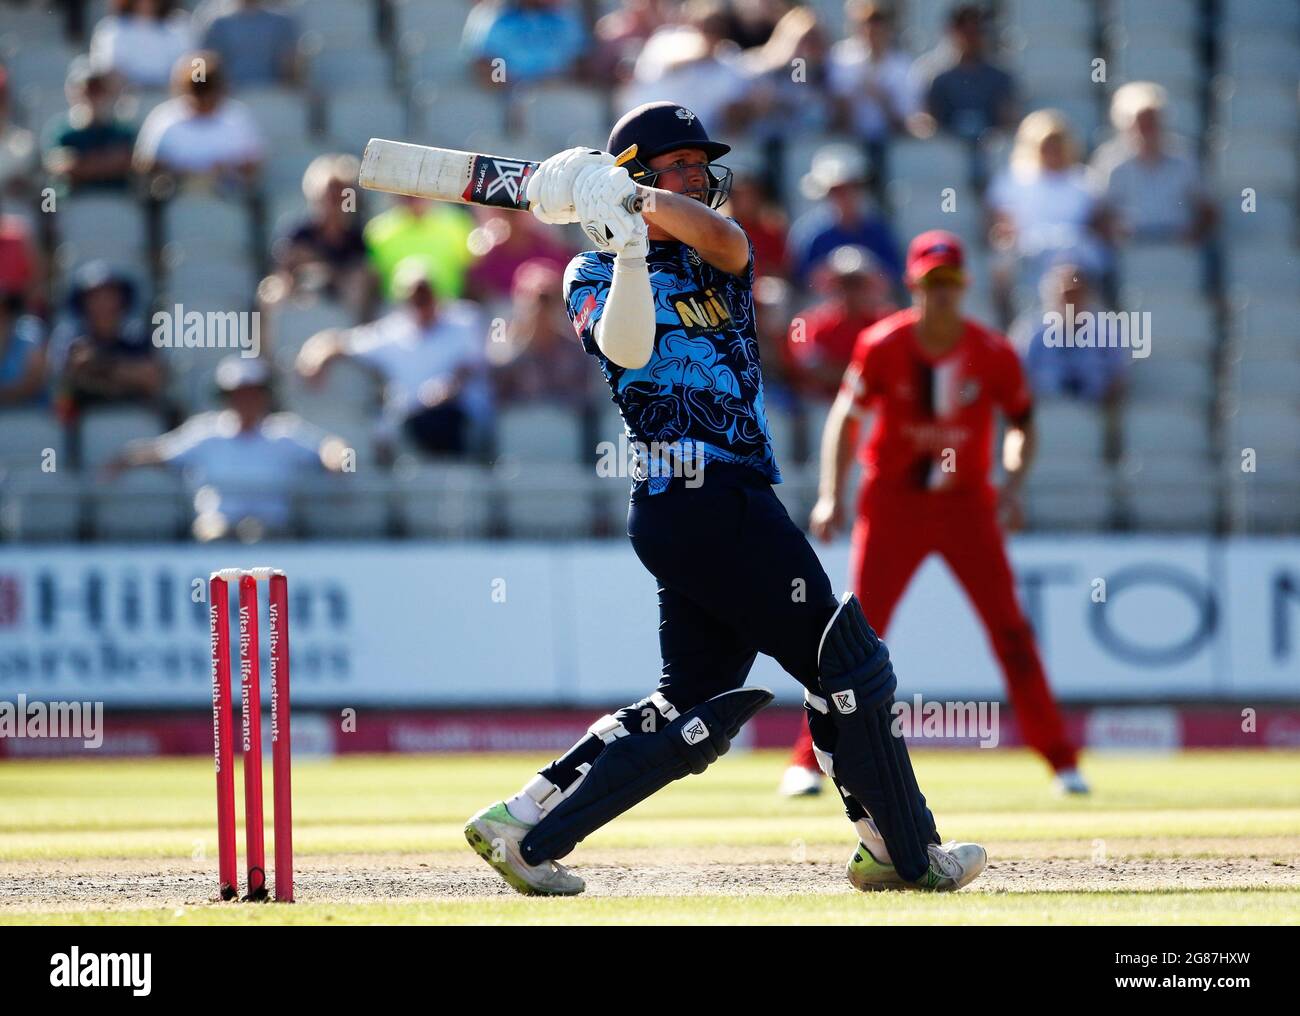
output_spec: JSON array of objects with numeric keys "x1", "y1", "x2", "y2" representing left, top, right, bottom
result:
[
  {"x1": 735, "y1": 6, "x2": 836, "y2": 137},
  {"x1": 0, "y1": 209, "x2": 41, "y2": 310},
  {"x1": 622, "y1": 1, "x2": 751, "y2": 129},
  {"x1": 725, "y1": 0, "x2": 787, "y2": 49},
  {"x1": 195, "y1": 0, "x2": 302, "y2": 89},
  {"x1": 489, "y1": 260, "x2": 591, "y2": 406},
  {"x1": 42, "y1": 61, "x2": 137, "y2": 196},
  {"x1": 466, "y1": 208, "x2": 572, "y2": 304},
  {"x1": 987, "y1": 109, "x2": 1111, "y2": 318},
  {"x1": 296, "y1": 257, "x2": 492, "y2": 458},
  {"x1": 1013, "y1": 259, "x2": 1126, "y2": 404},
  {"x1": 1092, "y1": 82, "x2": 1216, "y2": 245},
  {"x1": 463, "y1": 0, "x2": 589, "y2": 87},
  {"x1": 271, "y1": 153, "x2": 374, "y2": 312},
  {"x1": 921, "y1": 4, "x2": 1017, "y2": 142},
  {"x1": 752, "y1": 274, "x2": 798, "y2": 409},
  {"x1": 0, "y1": 293, "x2": 47, "y2": 408},
  {"x1": 0, "y1": 67, "x2": 39, "y2": 201},
  {"x1": 828, "y1": 1, "x2": 919, "y2": 143},
  {"x1": 90, "y1": 0, "x2": 195, "y2": 91},
  {"x1": 593, "y1": 0, "x2": 673, "y2": 83},
  {"x1": 365, "y1": 195, "x2": 474, "y2": 302},
  {"x1": 51, "y1": 262, "x2": 166, "y2": 417},
  {"x1": 787, "y1": 143, "x2": 902, "y2": 285},
  {"x1": 785, "y1": 244, "x2": 895, "y2": 399},
  {"x1": 723, "y1": 169, "x2": 789, "y2": 278},
  {"x1": 106, "y1": 355, "x2": 346, "y2": 542},
  {"x1": 134, "y1": 51, "x2": 263, "y2": 186}
]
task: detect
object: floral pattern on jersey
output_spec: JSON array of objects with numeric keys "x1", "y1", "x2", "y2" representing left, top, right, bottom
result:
[{"x1": 564, "y1": 240, "x2": 780, "y2": 490}]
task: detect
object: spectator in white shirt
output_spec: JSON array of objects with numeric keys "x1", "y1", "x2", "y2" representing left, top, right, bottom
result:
[
  {"x1": 828, "y1": 1, "x2": 919, "y2": 143},
  {"x1": 620, "y1": 2, "x2": 751, "y2": 130},
  {"x1": 90, "y1": 0, "x2": 195, "y2": 91},
  {"x1": 134, "y1": 50, "x2": 263, "y2": 187},
  {"x1": 1091, "y1": 81, "x2": 1216, "y2": 245},
  {"x1": 987, "y1": 109, "x2": 1114, "y2": 321},
  {"x1": 295, "y1": 257, "x2": 492, "y2": 459},
  {"x1": 733, "y1": 6, "x2": 836, "y2": 139},
  {"x1": 106, "y1": 355, "x2": 347, "y2": 542}
]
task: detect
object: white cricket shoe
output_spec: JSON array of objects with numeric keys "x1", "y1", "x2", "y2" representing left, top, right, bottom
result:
[
  {"x1": 778, "y1": 765, "x2": 824, "y2": 797},
  {"x1": 1054, "y1": 768, "x2": 1091, "y2": 795},
  {"x1": 465, "y1": 801, "x2": 585, "y2": 896}
]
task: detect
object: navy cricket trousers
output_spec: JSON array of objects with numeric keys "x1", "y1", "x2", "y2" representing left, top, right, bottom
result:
[
  {"x1": 534, "y1": 463, "x2": 842, "y2": 807},
  {"x1": 626, "y1": 463, "x2": 839, "y2": 710}
]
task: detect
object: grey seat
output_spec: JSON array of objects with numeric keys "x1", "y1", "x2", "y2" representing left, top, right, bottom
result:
[
  {"x1": 0, "y1": 469, "x2": 83, "y2": 541},
  {"x1": 90, "y1": 470, "x2": 187, "y2": 541}
]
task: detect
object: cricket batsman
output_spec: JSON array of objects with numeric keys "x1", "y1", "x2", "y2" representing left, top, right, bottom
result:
[
  {"x1": 465, "y1": 103, "x2": 987, "y2": 895},
  {"x1": 779, "y1": 230, "x2": 1088, "y2": 799}
]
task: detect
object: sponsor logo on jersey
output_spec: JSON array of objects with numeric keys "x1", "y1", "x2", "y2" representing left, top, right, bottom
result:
[
  {"x1": 573, "y1": 293, "x2": 598, "y2": 337},
  {"x1": 671, "y1": 287, "x2": 733, "y2": 333}
]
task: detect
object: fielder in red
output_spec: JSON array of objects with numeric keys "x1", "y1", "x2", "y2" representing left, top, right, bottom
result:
[{"x1": 781, "y1": 230, "x2": 1087, "y2": 797}]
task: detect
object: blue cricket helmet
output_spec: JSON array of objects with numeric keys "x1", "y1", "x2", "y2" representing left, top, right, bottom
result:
[{"x1": 607, "y1": 101, "x2": 734, "y2": 209}]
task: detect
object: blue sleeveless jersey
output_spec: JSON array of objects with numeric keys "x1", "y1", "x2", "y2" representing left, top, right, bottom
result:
[{"x1": 564, "y1": 233, "x2": 782, "y2": 494}]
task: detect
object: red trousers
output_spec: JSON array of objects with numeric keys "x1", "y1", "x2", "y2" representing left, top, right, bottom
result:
[{"x1": 793, "y1": 485, "x2": 1078, "y2": 772}]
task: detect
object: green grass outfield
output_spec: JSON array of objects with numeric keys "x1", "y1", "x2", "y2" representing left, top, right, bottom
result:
[{"x1": 1, "y1": 749, "x2": 1297, "y2": 925}]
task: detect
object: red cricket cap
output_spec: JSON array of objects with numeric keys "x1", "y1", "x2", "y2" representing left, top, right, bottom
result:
[{"x1": 906, "y1": 230, "x2": 965, "y2": 283}]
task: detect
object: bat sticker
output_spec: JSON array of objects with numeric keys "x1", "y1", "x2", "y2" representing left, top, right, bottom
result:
[{"x1": 463, "y1": 156, "x2": 535, "y2": 209}]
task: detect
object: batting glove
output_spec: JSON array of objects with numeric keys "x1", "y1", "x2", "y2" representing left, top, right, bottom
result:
[
  {"x1": 575, "y1": 166, "x2": 647, "y2": 256},
  {"x1": 526, "y1": 147, "x2": 615, "y2": 225}
]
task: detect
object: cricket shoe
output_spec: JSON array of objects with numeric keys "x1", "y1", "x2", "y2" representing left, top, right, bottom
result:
[
  {"x1": 847, "y1": 840, "x2": 987, "y2": 892},
  {"x1": 464, "y1": 801, "x2": 585, "y2": 896},
  {"x1": 1054, "y1": 768, "x2": 1091, "y2": 795},
  {"x1": 778, "y1": 764, "x2": 824, "y2": 797}
]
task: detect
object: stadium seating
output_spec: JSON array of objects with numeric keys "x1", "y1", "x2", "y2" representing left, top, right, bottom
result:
[
  {"x1": 298, "y1": 475, "x2": 391, "y2": 539},
  {"x1": 395, "y1": 462, "x2": 494, "y2": 539},
  {"x1": 326, "y1": 88, "x2": 409, "y2": 155},
  {"x1": 1034, "y1": 399, "x2": 1108, "y2": 461},
  {"x1": 1120, "y1": 455, "x2": 1219, "y2": 531},
  {"x1": 291, "y1": 0, "x2": 378, "y2": 44},
  {"x1": 239, "y1": 86, "x2": 312, "y2": 145},
  {"x1": 495, "y1": 405, "x2": 586, "y2": 464},
  {"x1": 310, "y1": 46, "x2": 394, "y2": 92},
  {"x1": 0, "y1": 410, "x2": 64, "y2": 473},
  {"x1": 1, "y1": 0, "x2": 1295, "y2": 545},
  {"x1": 0, "y1": 469, "x2": 83, "y2": 542},
  {"x1": 498, "y1": 463, "x2": 598, "y2": 539},
  {"x1": 55, "y1": 196, "x2": 149, "y2": 278},
  {"x1": 77, "y1": 406, "x2": 167, "y2": 471},
  {"x1": 89, "y1": 470, "x2": 187, "y2": 541},
  {"x1": 1024, "y1": 458, "x2": 1115, "y2": 530},
  {"x1": 165, "y1": 195, "x2": 254, "y2": 263}
]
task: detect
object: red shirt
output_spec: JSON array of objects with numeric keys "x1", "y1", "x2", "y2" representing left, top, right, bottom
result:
[
  {"x1": 786, "y1": 299, "x2": 892, "y2": 399},
  {"x1": 843, "y1": 308, "x2": 1032, "y2": 494},
  {"x1": 736, "y1": 210, "x2": 789, "y2": 279}
]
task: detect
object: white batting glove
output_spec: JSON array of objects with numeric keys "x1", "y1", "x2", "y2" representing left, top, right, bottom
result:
[
  {"x1": 575, "y1": 166, "x2": 647, "y2": 256},
  {"x1": 526, "y1": 147, "x2": 615, "y2": 225}
]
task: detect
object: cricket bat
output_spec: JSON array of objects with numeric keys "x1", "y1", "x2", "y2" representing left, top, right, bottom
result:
[{"x1": 358, "y1": 138, "x2": 644, "y2": 213}]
